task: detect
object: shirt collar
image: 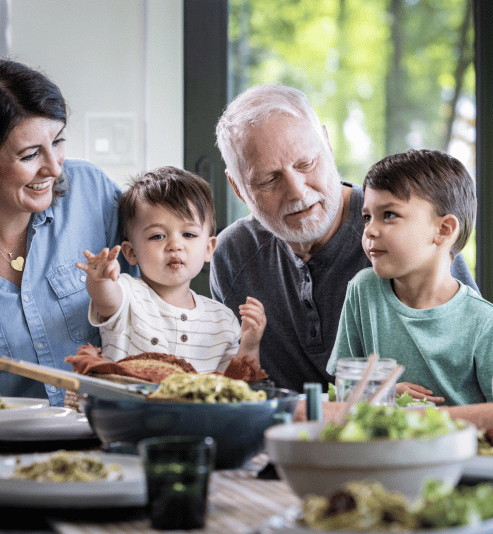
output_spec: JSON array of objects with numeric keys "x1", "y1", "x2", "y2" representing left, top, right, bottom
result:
[{"x1": 32, "y1": 206, "x2": 54, "y2": 226}]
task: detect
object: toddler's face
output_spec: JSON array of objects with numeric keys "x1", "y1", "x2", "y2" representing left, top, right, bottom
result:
[
  {"x1": 361, "y1": 187, "x2": 442, "y2": 281},
  {"x1": 123, "y1": 200, "x2": 216, "y2": 298}
]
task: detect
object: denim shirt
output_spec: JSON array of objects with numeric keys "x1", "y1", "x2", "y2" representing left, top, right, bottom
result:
[{"x1": 0, "y1": 159, "x2": 135, "y2": 405}]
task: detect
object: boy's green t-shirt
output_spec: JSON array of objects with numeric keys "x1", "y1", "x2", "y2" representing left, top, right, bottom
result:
[{"x1": 326, "y1": 268, "x2": 493, "y2": 405}]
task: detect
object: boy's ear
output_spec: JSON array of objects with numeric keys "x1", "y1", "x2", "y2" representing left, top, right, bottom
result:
[
  {"x1": 204, "y1": 236, "x2": 217, "y2": 263},
  {"x1": 434, "y1": 214, "x2": 459, "y2": 246},
  {"x1": 226, "y1": 171, "x2": 245, "y2": 203},
  {"x1": 120, "y1": 240, "x2": 139, "y2": 266}
]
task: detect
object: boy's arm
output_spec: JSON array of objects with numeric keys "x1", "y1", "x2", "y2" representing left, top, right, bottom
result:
[
  {"x1": 326, "y1": 294, "x2": 365, "y2": 376},
  {"x1": 396, "y1": 383, "x2": 445, "y2": 404},
  {"x1": 76, "y1": 246, "x2": 123, "y2": 320},
  {"x1": 472, "y1": 319, "x2": 493, "y2": 403}
]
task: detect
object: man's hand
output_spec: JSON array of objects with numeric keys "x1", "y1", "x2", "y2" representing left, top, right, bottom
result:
[
  {"x1": 396, "y1": 381, "x2": 445, "y2": 405},
  {"x1": 76, "y1": 245, "x2": 121, "y2": 282}
]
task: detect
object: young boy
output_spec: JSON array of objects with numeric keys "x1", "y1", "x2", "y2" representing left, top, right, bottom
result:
[
  {"x1": 76, "y1": 166, "x2": 266, "y2": 374},
  {"x1": 326, "y1": 149, "x2": 493, "y2": 406}
]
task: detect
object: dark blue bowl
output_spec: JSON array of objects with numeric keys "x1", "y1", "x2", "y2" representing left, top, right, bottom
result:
[{"x1": 82, "y1": 384, "x2": 300, "y2": 469}]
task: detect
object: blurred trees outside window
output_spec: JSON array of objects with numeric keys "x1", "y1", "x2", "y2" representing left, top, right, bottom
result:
[{"x1": 227, "y1": 0, "x2": 476, "y2": 276}]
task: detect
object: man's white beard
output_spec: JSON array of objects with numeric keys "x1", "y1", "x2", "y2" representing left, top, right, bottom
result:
[{"x1": 248, "y1": 165, "x2": 343, "y2": 244}]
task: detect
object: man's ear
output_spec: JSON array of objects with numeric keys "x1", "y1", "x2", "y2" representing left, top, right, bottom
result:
[
  {"x1": 121, "y1": 240, "x2": 139, "y2": 266},
  {"x1": 434, "y1": 214, "x2": 459, "y2": 246},
  {"x1": 226, "y1": 171, "x2": 245, "y2": 203},
  {"x1": 204, "y1": 236, "x2": 217, "y2": 263}
]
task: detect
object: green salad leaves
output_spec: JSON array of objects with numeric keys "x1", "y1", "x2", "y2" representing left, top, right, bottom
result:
[
  {"x1": 317, "y1": 402, "x2": 464, "y2": 442},
  {"x1": 302, "y1": 480, "x2": 493, "y2": 531}
]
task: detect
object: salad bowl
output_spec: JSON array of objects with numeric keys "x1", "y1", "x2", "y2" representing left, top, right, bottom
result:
[{"x1": 265, "y1": 409, "x2": 477, "y2": 501}]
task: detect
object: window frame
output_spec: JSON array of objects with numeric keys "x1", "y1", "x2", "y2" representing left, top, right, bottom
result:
[{"x1": 184, "y1": 0, "x2": 489, "y2": 296}]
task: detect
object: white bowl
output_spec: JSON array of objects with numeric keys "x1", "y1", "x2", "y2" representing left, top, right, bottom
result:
[{"x1": 265, "y1": 420, "x2": 477, "y2": 501}]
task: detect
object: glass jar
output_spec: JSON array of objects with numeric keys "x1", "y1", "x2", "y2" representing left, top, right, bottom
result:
[{"x1": 335, "y1": 358, "x2": 397, "y2": 406}]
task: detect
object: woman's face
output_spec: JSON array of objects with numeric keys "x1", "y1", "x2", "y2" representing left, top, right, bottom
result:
[{"x1": 0, "y1": 117, "x2": 66, "y2": 217}]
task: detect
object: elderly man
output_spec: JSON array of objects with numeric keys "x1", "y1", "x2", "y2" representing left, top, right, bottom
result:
[{"x1": 210, "y1": 83, "x2": 478, "y2": 393}]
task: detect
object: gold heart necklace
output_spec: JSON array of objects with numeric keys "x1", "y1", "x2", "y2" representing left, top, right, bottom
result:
[
  {"x1": 0, "y1": 232, "x2": 27, "y2": 272},
  {"x1": 10, "y1": 256, "x2": 24, "y2": 272}
]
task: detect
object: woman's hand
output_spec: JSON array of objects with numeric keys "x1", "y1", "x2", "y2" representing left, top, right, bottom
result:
[
  {"x1": 76, "y1": 245, "x2": 121, "y2": 282},
  {"x1": 396, "y1": 381, "x2": 445, "y2": 404}
]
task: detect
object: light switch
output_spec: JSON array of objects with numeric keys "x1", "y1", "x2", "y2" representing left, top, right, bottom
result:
[{"x1": 85, "y1": 113, "x2": 137, "y2": 165}]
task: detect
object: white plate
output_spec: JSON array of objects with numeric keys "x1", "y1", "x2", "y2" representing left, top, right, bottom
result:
[
  {"x1": 264, "y1": 506, "x2": 493, "y2": 534},
  {"x1": 463, "y1": 455, "x2": 493, "y2": 479},
  {"x1": 0, "y1": 452, "x2": 147, "y2": 508},
  {"x1": 0, "y1": 407, "x2": 95, "y2": 441},
  {"x1": 0, "y1": 397, "x2": 50, "y2": 422}
]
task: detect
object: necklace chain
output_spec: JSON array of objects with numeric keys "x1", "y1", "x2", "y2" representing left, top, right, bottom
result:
[{"x1": 0, "y1": 231, "x2": 27, "y2": 272}]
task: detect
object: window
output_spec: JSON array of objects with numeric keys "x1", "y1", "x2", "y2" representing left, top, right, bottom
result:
[{"x1": 228, "y1": 0, "x2": 476, "y2": 274}]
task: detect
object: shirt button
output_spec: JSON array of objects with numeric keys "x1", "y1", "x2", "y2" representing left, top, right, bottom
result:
[
  {"x1": 50, "y1": 386, "x2": 57, "y2": 393},
  {"x1": 181, "y1": 334, "x2": 188, "y2": 342},
  {"x1": 180, "y1": 314, "x2": 187, "y2": 321},
  {"x1": 151, "y1": 338, "x2": 158, "y2": 345},
  {"x1": 23, "y1": 295, "x2": 29, "y2": 302},
  {"x1": 37, "y1": 342, "x2": 44, "y2": 350},
  {"x1": 310, "y1": 329, "x2": 317, "y2": 337},
  {"x1": 80, "y1": 275, "x2": 87, "y2": 282}
]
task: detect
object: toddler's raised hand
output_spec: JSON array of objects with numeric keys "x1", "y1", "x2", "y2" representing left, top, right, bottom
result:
[
  {"x1": 76, "y1": 245, "x2": 121, "y2": 283},
  {"x1": 238, "y1": 296, "x2": 267, "y2": 352}
]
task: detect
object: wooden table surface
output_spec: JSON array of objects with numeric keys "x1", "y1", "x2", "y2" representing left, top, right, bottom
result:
[
  {"x1": 49, "y1": 454, "x2": 300, "y2": 534},
  {"x1": 0, "y1": 448, "x2": 300, "y2": 534}
]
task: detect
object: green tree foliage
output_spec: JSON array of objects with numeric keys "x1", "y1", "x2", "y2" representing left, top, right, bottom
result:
[
  {"x1": 228, "y1": 0, "x2": 476, "y2": 274},
  {"x1": 229, "y1": 0, "x2": 474, "y2": 184}
]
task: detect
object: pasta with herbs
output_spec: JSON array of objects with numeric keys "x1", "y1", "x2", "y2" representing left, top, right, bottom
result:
[
  {"x1": 12, "y1": 451, "x2": 122, "y2": 482},
  {"x1": 149, "y1": 373, "x2": 267, "y2": 403}
]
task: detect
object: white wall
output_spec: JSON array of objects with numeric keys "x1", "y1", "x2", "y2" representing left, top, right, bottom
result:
[{"x1": 8, "y1": 0, "x2": 183, "y2": 187}]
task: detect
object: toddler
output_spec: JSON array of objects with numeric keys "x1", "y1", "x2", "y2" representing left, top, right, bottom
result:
[{"x1": 76, "y1": 166, "x2": 266, "y2": 374}]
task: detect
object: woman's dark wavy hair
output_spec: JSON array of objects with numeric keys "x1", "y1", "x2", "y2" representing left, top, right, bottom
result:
[{"x1": 0, "y1": 58, "x2": 68, "y2": 202}]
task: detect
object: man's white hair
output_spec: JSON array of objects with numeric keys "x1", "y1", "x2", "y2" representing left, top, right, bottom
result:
[{"x1": 215, "y1": 83, "x2": 327, "y2": 197}]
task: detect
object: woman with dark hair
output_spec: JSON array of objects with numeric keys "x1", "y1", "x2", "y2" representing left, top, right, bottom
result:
[{"x1": 0, "y1": 59, "x2": 135, "y2": 405}]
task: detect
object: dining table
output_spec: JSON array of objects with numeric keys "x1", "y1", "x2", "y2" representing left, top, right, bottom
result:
[
  {"x1": 0, "y1": 432, "x2": 302, "y2": 534},
  {"x1": 2, "y1": 396, "x2": 493, "y2": 534}
]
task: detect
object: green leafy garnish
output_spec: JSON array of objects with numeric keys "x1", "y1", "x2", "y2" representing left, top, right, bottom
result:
[{"x1": 316, "y1": 402, "x2": 463, "y2": 442}]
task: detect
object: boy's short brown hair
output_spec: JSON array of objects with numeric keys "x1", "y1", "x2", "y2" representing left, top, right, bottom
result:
[
  {"x1": 363, "y1": 149, "x2": 476, "y2": 259},
  {"x1": 118, "y1": 166, "x2": 216, "y2": 240}
]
